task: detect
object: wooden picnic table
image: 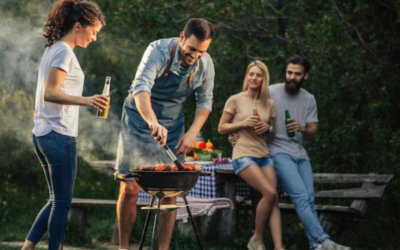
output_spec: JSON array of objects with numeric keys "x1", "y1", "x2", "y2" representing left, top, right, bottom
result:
[{"x1": 215, "y1": 167, "x2": 394, "y2": 240}]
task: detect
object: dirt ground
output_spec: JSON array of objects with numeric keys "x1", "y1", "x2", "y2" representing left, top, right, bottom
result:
[{"x1": 1, "y1": 241, "x2": 146, "y2": 250}]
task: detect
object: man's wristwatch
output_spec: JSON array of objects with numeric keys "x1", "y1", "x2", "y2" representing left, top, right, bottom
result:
[{"x1": 268, "y1": 125, "x2": 273, "y2": 133}]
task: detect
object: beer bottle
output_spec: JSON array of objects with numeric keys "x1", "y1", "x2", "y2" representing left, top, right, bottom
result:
[
  {"x1": 96, "y1": 76, "x2": 111, "y2": 119},
  {"x1": 285, "y1": 110, "x2": 295, "y2": 138},
  {"x1": 253, "y1": 102, "x2": 260, "y2": 132},
  {"x1": 253, "y1": 102, "x2": 260, "y2": 121}
]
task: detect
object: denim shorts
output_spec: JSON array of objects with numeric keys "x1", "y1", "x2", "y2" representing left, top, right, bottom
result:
[{"x1": 232, "y1": 156, "x2": 274, "y2": 175}]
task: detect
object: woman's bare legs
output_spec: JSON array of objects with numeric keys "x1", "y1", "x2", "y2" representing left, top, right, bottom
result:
[
  {"x1": 239, "y1": 164, "x2": 277, "y2": 243},
  {"x1": 262, "y1": 167, "x2": 283, "y2": 249}
]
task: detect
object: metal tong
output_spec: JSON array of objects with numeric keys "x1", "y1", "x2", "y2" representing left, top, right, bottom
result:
[
  {"x1": 159, "y1": 141, "x2": 213, "y2": 176},
  {"x1": 154, "y1": 133, "x2": 213, "y2": 176},
  {"x1": 154, "y1": 133, "x2": 184, "y2": 171},
  {"x1": 162, "y1": 143, "x2": 185, "y2": 171}
]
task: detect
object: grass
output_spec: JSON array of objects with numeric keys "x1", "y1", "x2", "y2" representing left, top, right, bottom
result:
[{"x1": 0, "y1": 244, "x2": 45, "y2": 250}]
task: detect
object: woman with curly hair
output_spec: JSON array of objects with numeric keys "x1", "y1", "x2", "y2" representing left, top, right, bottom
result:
[
  {"x1": 218, "y1": 61, "x2": 284, "y2": 250},
  {"x1": 21, "y1": 1, "x2": 106, "y2": 250}
]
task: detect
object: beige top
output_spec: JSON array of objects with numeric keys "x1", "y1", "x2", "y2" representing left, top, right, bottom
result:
[{"x1": 224, "y1": 92, "x2": 275, "y2": 160}]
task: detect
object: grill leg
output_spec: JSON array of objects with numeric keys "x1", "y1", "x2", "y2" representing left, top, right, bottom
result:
[
  {"x1": 151, "y1": 192, "x2": 164, "y2": 250},
  {"x1": 139, "y1": 196, "x2": 155, "y2": 250},
  {"x1": 183, "y1": 196, "x2": 203, "y2": 250}
]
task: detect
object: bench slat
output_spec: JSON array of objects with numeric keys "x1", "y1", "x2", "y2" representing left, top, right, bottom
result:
[
  {"x1": 215, "y1": 168, "x2": 393, "y2": 184},
  {"x1": 71, "y1": 198, "x2": 148, "y2": 207},
  {"x1": 313, "y1": 174, "x2": 393, "y2": 184},
  {"x1": 314, "y1": 185, "x2": 386, "y2": 198},
  {"x1": 278, "y1": 203, "x2": 361, "y2": 215}
]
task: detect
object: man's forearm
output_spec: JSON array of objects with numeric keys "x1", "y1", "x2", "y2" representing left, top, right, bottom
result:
[
  {"x1": 187, "y1": 108, "x2": 210, "y2": 135},
  {"x1": 133, "y1": 92, "x2": 158, "y2": 125},
  {"x1": 300, "y1": 126, "x2": 317, "y2": 141}
]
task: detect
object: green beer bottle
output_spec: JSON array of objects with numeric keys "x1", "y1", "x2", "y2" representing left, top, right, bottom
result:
[{"x1": 285, "y1": 110, "x2": 295, "y2": 138}]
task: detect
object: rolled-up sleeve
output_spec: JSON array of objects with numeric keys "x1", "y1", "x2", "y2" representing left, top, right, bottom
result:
[
  {"x1": 129, "y1": 43, "x2": 163, "y2": 96},
  {"x1": 195, "y1": 56, "x2": 215, "y2": 111}
]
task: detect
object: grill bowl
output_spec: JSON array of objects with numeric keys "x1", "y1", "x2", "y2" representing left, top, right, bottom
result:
[{"x1": 129, "y1": 170, "x2": 201, "y2": 197}]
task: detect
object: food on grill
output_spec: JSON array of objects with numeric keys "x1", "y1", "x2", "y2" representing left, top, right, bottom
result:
[{"x1": 134, "y1": 163, "x2": 201, "y2": 172}]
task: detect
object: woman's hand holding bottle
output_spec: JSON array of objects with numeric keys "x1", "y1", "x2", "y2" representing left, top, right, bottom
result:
[
  {"x1": 241, "y1": 116, "x2": 260, "y2": 128},
  {"x1": 85, "y1": 95, "x2": 109, "y2": 112}
]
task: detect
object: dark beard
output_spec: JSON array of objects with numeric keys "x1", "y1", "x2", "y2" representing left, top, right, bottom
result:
[
  {"x1": 178, "y1": 47, "x2": 193, "y2": 68},
  {"x1": 285, "y1": 78, "x2": 304, "y2": 95}
]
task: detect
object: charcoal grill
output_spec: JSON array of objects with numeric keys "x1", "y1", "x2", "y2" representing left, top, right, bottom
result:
[{"x1": 115, "y1": 169, "x2": 212, "y2": 250}]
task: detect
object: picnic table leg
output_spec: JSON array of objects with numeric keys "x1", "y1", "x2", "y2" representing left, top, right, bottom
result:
[{"x1": 215, "y1": 172, "x2": 237, "y2": 241}]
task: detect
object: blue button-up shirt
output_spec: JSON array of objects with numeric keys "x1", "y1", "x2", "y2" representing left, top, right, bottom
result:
[{"x1": 129, "y1": 38, "x2": 215, "y2": 111}]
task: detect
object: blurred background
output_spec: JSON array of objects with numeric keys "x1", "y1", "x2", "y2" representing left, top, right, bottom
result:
[{"x1": 0, "y1": 0, "x2": 399, "y2": 249}]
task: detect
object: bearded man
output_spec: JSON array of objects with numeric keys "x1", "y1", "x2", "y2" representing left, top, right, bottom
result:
[{"x1": 268, "y1": 55, "x2": 351, "y2": 250}]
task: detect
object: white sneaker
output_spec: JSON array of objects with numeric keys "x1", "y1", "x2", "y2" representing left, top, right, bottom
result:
[
  {"x1": 317, "y1": 242, "x2": 352, "y2": 250},
  {"x1": 247, "y1": 237, "x2": 266, "y2": 250}
]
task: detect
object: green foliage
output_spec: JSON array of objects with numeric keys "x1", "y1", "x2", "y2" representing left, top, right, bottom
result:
[
  {"x1": 64, "y1": 219, "x2": 93, "y2": 247},
  {"x1": 1, "y1": 0, "x2": 400, "y2": 249}
]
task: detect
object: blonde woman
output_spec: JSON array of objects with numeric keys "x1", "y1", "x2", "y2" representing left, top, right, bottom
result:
[{"x1": 218, "y1": 61, "x2": 284, "y2": 250}]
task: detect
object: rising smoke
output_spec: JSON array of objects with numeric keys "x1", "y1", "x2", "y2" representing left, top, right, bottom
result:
[{"x1": 0, "y1": 4, "x2": 122, "y2": 164}]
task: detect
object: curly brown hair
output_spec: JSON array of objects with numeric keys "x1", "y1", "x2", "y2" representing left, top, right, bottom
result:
[{"x1": 43, "y1": 0, "x2": 105, "y2": 47}]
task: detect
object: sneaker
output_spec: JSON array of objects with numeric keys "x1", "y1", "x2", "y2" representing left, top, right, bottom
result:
[
  {"x1": 247, "y1": 237, "x2": 266, "y2": 250},
  {"x1": 317, "y1": 242, "x2": 352, "y2": 250}
]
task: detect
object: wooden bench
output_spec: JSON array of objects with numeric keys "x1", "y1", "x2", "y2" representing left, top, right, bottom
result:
[
  {"x1": 68, "y1": 198, "x2": 150, "y2": 244},
  {"x1": 69, "y1": 197, "x2": 232, "y2": 244},
  {"x1": 214, "y1": 167, "x2": 393, "y2": 240}
]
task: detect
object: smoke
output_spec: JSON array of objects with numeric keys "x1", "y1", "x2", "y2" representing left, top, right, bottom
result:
[
  {"x1": 0, "y1": 6, "x2": 121, "y2": 164},
  {"x1": 0, "y1": 7, "x2": 44, "y2": 142},
  {"x1": 77, "y1": 107, "x2": 121, "y2": 162}
]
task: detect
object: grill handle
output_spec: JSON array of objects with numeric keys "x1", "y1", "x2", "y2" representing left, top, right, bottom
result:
[
  {"x1": 114, "y1": 173, "x2": 139, "y2": 181},
  {"x1": 199, "y1": 172, "x2": 213, "y2": 177}
]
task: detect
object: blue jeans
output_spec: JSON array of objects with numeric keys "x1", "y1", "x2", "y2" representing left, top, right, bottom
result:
[
  {"x1": 27, "y1": 131, "x2": 77, "y2": 250},
  {"x1": 272, "y1": 153, "x2": 329, "y2": 249}
]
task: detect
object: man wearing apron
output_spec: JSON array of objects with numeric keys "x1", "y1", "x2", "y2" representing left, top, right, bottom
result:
[{"x1": 115, "y1": 18, "x2": 215, "y2": 250}]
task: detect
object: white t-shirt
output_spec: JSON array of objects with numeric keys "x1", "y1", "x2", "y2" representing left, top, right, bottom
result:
[{"x1": 32, "y1": 41, "x2": 84, "y2": 137}]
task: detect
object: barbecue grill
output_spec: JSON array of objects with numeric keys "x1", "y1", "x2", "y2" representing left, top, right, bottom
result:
[{"x1": 115, "y1": 143, "x2": 212, "y2": 250}]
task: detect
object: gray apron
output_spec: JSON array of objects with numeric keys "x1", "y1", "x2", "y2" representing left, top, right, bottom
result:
[{"x1": 117, "y1": 39, "x2": 194, "y2": 170}]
